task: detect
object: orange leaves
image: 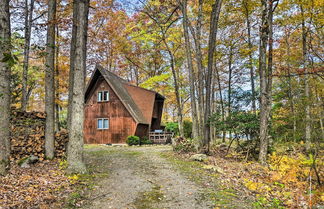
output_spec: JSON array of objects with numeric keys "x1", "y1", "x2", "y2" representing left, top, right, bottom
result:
[{"x1": 0, "y1": 161, "x2": 73, "y2": 208}]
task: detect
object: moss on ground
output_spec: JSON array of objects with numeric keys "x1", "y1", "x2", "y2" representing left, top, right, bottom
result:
[
  {"x1": 133, "y1": 183, "x2": 164, "y2": 209},
  {"x1": 160, "y1": 152, "x2": 250, "y2": 208}
]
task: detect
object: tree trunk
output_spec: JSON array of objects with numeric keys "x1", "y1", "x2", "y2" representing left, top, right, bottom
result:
[
  {"x1": 160, "y1": 30, "x2": 184, "y2": 137},
  {"x1": 21, "y1": 0, "x2": 35, "y2": 111},
  {"x1": 243, "y1": 0, "x2": 257, "y2": 114},
  {"x1": 215, "y1": 66, "x2": 225, "y2": 142},
  {"x1": 258, "y1": 0, "x2": 276, "y2": 164},
  {"x1": 266, "y1": 0, "x2": 274, "y2": 150},
  {"x1": 196, "y1": 0, "x2": 204, "y2": 137},
  {"x1": 180, "y1": 0, "x2": 198, "y2": 139},
  {"x1": 55, "y1": 24, "x2": 60, "y2": 132},
  {"x1": 67, "y1": 0, "x2": 79, "y2": 130},
  {"x1": 300, "y1": 4, "x2": 311, "y2": 151},
  {"x1": 169, "y1": 48, "x2": 184, "y2": 137},
  {"x1": 0, "y1": 0, "x2": 11, "y2": 175},
  {"x1": 45, "y1": 0, "x2": 56, "y2": 159},
  {"x1": 203, "y1": 0, "x2": 222, "y2": 153},
  {"x1": 67, "y1": 0, "x2": 89, "y2": 174},
  {"x1": 227, "y1": 46, "x2": 233, "y2": 141},
  {"x1": 258, "y1": 0, "x2": 270, "y2": 164}
]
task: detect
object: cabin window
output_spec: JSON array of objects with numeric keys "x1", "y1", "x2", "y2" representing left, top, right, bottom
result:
[
  {"x1": 98, "y1": 91, "x2": 109, "y2": 102},
  {"x1": 97, "y1": 118, "x2": 109, "y2": 129}
]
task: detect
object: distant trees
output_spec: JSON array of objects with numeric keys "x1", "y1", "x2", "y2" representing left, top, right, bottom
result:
[
  {"x1": 0, "y1": 0, "x2": 12, "y2": 175},
  {"x1": 1, "y1": 0, "x2": 322, "y2": 167},
  {"x1": 141, "y1": 2, "x2": 185, "y2": 137}
]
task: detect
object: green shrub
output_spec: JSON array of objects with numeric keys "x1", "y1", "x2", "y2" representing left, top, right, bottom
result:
[
  {"x1": 126, "y1": 135, "x2": 140, "y2": 146},
  {"x1": 165, "y1": 122, "x2": 179, "y2": 135},
  {"x1": 165, "y1": 121, "x2": 193, "y2": 138},
  {"x1": 140, "y1": 136, "x2": 153, "y2": 145}
]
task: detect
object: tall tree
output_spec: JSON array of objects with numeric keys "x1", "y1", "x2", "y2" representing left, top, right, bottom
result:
[
  {"x1": 203, "y1": 0, "x2": 222, "y2": 153},
  {"x1": 55, "y1": 23, "x2": 60, "y2": 132},
  {"x1": 21, "y1": 0, "x2": 35, "y2": 111},
  {"x1": 0, "y1": 0, "x2": 11, "y2": 175},
  {"x1": 179, "y1": 0, "x2": 198, "y2": 139},
  {"x1": 258, "y1": 0, "x2": 278, "y2": 164},
  {"x1": 45, "y1": 0, "x2": 57, "y2": 159},
  {"x1": 191, "y1": 0, "x2": 204, "y2": 137},
  {"x1": 67, "y1": 0, "x2": 89, "y2": 174},
  {"x1": 67, "y1": 0, "x2": 79, "y2": 130}
]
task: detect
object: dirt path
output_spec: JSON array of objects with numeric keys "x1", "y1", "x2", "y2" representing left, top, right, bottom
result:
[{"x1": 80, "y1": 145, "x2": 249, "y2": 209}]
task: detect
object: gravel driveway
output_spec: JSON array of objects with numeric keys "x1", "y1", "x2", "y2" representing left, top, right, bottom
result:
[{"x1": 80, "y1": 145, "x2": 248, "y2": 209}]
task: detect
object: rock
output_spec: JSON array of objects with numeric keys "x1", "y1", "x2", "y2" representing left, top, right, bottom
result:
[
  {"x1": 19, "y1": 155, "x2": 39, "y2": 168},
  {"x1": 202, "y1": 165, "x2": 224, "y2": 174},
  {"x1": 189, "y1": 154, "x2": 208, "y2": 162},
  {"x1": 20, "y1": 161, "x2": 30, "y2": 168}
]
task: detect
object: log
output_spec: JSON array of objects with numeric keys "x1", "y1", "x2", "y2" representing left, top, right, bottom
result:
[{"x1": 10, "y1": 110, "x2": 69, "y2": 162}]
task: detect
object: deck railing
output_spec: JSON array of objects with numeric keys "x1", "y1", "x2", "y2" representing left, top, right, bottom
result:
[{"x1": 149, "y1": 131, "x2": 173, "y2": 144}]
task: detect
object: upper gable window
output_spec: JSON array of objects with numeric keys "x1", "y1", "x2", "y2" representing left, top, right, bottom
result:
[{"x1": 98, "y1": 91, "x2": 109, "y2": 102}]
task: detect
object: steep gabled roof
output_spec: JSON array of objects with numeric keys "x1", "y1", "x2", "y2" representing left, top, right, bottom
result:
[{"x1": 85, "y1": 65, "x2": 148, "y2": 125}]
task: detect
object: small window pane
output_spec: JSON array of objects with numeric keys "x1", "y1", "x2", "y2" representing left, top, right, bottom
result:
[
  {"x1": 98, "y1": 92, "x2": 102, "y2": 102},
  {"x1": 104, "y1": 91, "x2": 109, "y2": 101},
  {"x1": 97, "y1": 119, "x2": 103, "y2": 129},
  {"x1": 103, "y1": 119, "x2": 109, "y2": 129}
]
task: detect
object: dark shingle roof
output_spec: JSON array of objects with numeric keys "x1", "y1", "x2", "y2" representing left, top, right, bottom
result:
[{"x1": 94, "y1": 65, "x2": 148, "y2": 124}]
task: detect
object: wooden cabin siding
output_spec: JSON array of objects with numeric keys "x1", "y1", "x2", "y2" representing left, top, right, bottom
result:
[
  {"x1": 84, "y1": 76, "x2": 137, "y2": 144},
  {"x1": 124, "y1": 84, "x2": 156, "y2": 124}
]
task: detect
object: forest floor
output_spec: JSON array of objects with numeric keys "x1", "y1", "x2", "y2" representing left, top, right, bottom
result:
[{"x1": 74, "y1": 145, "x2": 252, "y2": 209}]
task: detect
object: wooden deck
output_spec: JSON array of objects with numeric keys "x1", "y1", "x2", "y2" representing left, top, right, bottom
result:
[{"x1": 149, "y1": 132, "x2": 173, "y2": 144}]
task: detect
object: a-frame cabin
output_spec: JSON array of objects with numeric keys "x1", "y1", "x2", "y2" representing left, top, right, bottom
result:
[{"x1": 84, "y1": 65, "x2": 165, "y2": 144}]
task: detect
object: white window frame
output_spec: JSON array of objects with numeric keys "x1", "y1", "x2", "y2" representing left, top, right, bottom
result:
[
  {"x1": 97, "y1": 91, "x2": 109, "y2": 102},
  {"x1": 97, "y1": 118, "x2": 109, "y2": 130}
]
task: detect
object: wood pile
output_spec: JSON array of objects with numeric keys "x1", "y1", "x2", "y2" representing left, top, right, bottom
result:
[{"x1": 10, "y1": 111, "x2": 69, "y2": 161}]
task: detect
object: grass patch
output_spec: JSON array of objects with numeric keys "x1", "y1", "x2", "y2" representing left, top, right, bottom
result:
[
  {"x1": 84, "y1": 145, "x2": 142, "y2": 158},
  {"x1": 133, "y1": 184, "x2": 164, "y2": 209}
]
